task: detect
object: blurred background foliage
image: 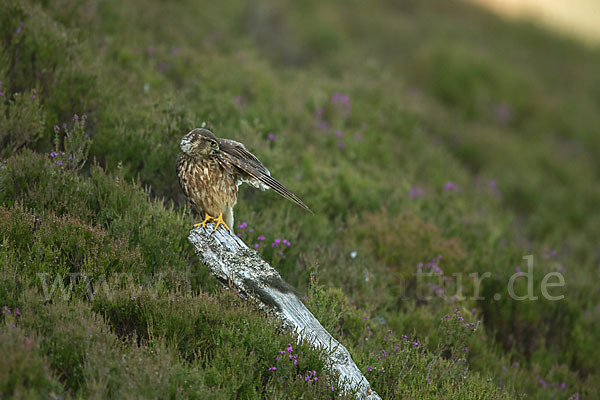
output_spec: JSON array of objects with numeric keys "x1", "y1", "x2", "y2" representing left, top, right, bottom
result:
[{"x1": 0, "y1": 0, "x2": 599, "y2": 398}]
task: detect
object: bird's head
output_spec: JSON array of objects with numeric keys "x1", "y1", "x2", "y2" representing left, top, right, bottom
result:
[{"x1": 179, "y1": 128, "x2": 221, "y2": 159}]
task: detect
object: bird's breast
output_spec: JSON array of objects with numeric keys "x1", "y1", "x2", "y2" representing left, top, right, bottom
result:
[{"x1": 179, "y1": 157, "x2": 238, "y2": 214}]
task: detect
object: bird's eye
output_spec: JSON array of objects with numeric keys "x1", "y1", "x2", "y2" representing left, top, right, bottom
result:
[{"x1": 211, "y1": 141, "x2": 218, "y2": 148}]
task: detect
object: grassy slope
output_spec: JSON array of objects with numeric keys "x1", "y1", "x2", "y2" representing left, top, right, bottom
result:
[{"x1": 1, "y1": 0, "x2": 599, "y2": 398}]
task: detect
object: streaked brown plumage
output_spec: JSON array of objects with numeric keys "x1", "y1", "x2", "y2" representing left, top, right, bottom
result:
[{"x1": 176, "y1": 128, "x2": 311, "y2": 231}]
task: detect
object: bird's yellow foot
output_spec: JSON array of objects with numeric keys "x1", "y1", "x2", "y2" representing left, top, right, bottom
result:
[
  {"x1": 212, "y1": 212, "x2": 230, "y2": 232},
  {"x1": 194, "y1": 214, "x2": 216, "y2": 229}
]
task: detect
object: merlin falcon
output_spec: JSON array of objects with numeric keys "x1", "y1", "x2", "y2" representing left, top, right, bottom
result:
[{"x1": 176, "y1": 128, "x2": 311, "y2": 232}]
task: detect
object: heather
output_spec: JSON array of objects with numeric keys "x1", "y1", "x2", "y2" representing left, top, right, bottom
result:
[{"x1": 1, "y1": 0, "x2": 599, "y2": 398}]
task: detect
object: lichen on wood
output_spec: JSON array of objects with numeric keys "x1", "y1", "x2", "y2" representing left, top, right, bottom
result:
[{"x1": 188, "y1": 224, "x2": 381, "y2": 400}]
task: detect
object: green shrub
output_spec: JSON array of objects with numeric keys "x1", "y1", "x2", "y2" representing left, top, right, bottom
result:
[{"x1": 0, "y1": 90, "x2": 45, "y2": 158}]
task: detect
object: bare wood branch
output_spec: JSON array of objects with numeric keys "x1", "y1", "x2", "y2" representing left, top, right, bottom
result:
[{"x1": 188, "y1": 224, "x2": 381, "y2": 400}]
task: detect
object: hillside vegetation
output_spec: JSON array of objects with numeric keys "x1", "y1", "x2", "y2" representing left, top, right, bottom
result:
[{"x1": 1, "y1": 0, "x2": 599, "y2": 398}]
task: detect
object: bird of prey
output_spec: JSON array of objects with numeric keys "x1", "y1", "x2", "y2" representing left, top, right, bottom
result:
[{"x1": 176, "y1": 128, "x2": 311, "y2": 232}]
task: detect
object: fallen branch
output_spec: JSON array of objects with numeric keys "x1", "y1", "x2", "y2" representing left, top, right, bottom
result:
[{"x1": 188, "y1": 224, "x2": 381, "y2": 400}]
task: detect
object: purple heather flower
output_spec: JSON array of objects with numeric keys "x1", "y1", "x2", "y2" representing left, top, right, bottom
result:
[
  {"x1": 16, "y1": 27, "x2": 22, "y2": 34},
  {"x1": 236, "y1": 233, "x2": 242, "y2": 238},
  {"x1": 233, "y1": 95, "x2": 243, "y2": 105},
  {"x1": 269, "y1": 367, "x2": 277, "y2": 371},
  {"x1": 57, "y1": 161, "x2": 63, "y2": 166},
  {"x1": 331, "y1": 92, "x2": 349, "y2": 104},
  {"x1": 337, "y1": 141, "x2": 345, "y2": 149},
  {"x1": 257, "y1": 236, "x2": 266, "y2": 241},
  {"x1": 3, "y1": 306, "x2": 9, "y2": 313},
  {"x1": 354, "y1": 132, "x2": 362, "y2": 141},
  {"x1": 331, "y1": 93, "x2": 351, "y2": 117},
  {"x1": 12, "y1": 324, "x2": 16, "y2": 329},
  {"x1": 413, "y1": 342, "x2": 419, "y2": 347},
  {"x1": 427, "y1": 379, "x2": 431, "y2": 385},
  {"x1": 156, "y1": 62, "x2": 168, "y2": 73},
  {"x1": 0, "y1": 92, "x2": 4, "y2": 97},
  {"x1": 249, "y1": 228, "x2": 254, "y2": 233},
  {"x1": 492, "y1": 102, "x2": 514, "y2": 123},
  {"x1": 287, "y1": 344, "x2": 293, "y2": 352},
  {"x1": 464, "y1": 347, "x2": 468, "y2": 353},
  {"x1": 25, "y1": 337, "x2": 31, "y2": 343},
  {"x1": 170, "y1": 47, "x2": 180, "y2": 56},
  {"x1": 32, "y1": 88, "x2": 37, "y2": 99},
  {"x1": 444, "y1": 314, "x2": 450, "y2": 319},
  {"x1": 409, "y1": 186, "x2": 424, "y2": 199},
  {"x1": 16, "y1": 308, "x2": 20, "y2": 315},
  {"x1": 394, "y1": 346, "x2": 399, "y2": 351},
  {"x1": 73, "y1": 114, "x2": 79, "y2": 120},
  {"x1": 267, "y1": 133, "x2": 275, "y2": 141},
  {"x1": 443, "y1": 181, "x2": 460, "y2": 192},
  {"x1": 50, "y1": 152, "x2": 57, "y2": 158},
  {"x1": 54, "y1": 125, "x2": 60, "y2": 133},
  {"x1": 335, "y1": 130, "x2": 343, "y2": 138},
  {"x1": 254, "y1": 243, "x2": 259, "y2": 248},
  {"x1": 68, "y1": 155, "x2": 73, "y2": 160}
]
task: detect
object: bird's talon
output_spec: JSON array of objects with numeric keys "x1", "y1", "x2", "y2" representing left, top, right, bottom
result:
[
  {"x1": 212, "y1": 212, "x2": 230, "y2": 232},
  {"x1": 194, "y1": 214, "x2": 216, "y2": 229}
]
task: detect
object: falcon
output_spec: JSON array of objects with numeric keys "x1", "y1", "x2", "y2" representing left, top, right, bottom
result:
[{"x1": 176, "y1": 128, "x2": 311, "y2": 232}]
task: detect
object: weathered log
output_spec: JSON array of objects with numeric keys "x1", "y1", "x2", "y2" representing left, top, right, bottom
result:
[{"x1": 188, "y1": 224, "x2": 381, "y2": 400}]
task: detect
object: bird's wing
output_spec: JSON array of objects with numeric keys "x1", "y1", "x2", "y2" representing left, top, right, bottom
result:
[{"x1": 217, "y1": 138, "x2": 312, "y2": 213}]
